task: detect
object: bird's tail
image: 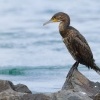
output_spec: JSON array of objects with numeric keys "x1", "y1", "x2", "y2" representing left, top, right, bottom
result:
[{"x1": 92, "y1": 63, "x2": 100, "y2": 75}]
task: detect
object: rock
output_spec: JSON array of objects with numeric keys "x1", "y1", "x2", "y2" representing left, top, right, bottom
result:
[
  {"x1": 0, "y1": 89, "x2": 24, "y2": 100},
  {"x1": 0, "y1": 88, "x2": 50, "y2": 100},
  {"x1": 22, "y1": 94, "x2": 51, "y2": 100},
  {"x1": 0, "y1": 65, "x2": 100, "y2": 100},
  {"x1": 0, "y1": 80, "x2": 14, "y2": 92},
  {"x1": 50, "y1": 90, "x2": 92, "y2": 100},
  {"x1": 14, "y1": 84, "x2": 32, "y2": 94},
  {"x1": 0, "y1": 80, "x2": 51, "y2": 100},
  {"x1": 49, "y1": 65, "x2": 100, "y2": 100},
  {"x1": 62, "y1": 64, "x2": 100, "y2": 99},
  {"x1": 0, "y1": 80, "x2": 32, "y2": 94}
]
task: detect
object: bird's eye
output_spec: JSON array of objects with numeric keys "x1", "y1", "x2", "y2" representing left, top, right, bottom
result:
[
  {"x1": 52, "y1": 17, "x2": 56, "y2": 20},
  {"x1": 53, "y1": 18, "x2": 55, "y2": 20}
]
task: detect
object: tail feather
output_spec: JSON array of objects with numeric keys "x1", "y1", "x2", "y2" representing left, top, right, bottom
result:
[{"x1": 93, "y1": 64, "x2": 100, "y2": 75}]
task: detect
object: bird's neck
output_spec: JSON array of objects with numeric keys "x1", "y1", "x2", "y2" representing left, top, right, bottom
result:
[{"x1": 59, "y1": 21, "x2": 70, "y2": 38}]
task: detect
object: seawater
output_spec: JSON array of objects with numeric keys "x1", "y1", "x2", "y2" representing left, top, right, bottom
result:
[{"x1": 0, "y1": 0, "x2": 100, "y2": 93}]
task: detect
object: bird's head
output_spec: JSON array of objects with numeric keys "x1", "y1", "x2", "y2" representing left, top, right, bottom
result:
[{"x1": 43, "y1": 12, "x2": 70, "y2": 26}]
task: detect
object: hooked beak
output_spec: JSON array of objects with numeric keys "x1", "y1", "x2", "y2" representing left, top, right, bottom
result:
[
  {"x1": 43, "y1": 18, "x2": 59, "y2": 26},
  {"x1": 43, "y1": 19, "x2": 53, "y2": 26}
]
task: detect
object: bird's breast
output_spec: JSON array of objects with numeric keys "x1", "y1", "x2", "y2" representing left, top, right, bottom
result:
[{"x1": 63, "y1": 37, "x2": 78, "y2": 61}]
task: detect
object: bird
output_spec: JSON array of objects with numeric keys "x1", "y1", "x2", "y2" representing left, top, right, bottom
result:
[{"x1": 43, "y1": 12, "x2": 100, "y2": 75}]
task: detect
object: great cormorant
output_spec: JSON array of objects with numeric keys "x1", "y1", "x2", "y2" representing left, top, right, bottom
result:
[{"x1": 43, "y1": 12, "x2": 100, "y2": 74}]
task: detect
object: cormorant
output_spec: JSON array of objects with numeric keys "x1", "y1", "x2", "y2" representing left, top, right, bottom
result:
[{"x1": 43, "y1": 12, "x2": 100, "y2": 74}]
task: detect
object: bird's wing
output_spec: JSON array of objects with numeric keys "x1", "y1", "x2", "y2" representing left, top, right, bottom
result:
[
  {"x1": 76, "y1": 33, "x2": 92, "y2": 52},
  {"x1": 72, "y1": 35, "x2": 94, "y2": 66}
]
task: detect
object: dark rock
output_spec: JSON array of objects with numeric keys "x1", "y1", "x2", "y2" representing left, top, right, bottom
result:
[
  {"x1": 22, "y1": 94, "x2": 51, "y2": 100},
  {"x1": 14, "y1": 84, "x2": 32, "y2": 94},
  {"x1": 62, "y1": 68, "x2": 100, "y2": 98},
  {"x1": 0, "y1": 80, "x2": 51, "y2": 100},
  {"x1": 0, "y1": 80, "x2": 14, "y2": 92},
  {"x1": 0, "y1": 89, "x2": 24, "y2": 100},
  {"x1": 0, "y1": 93, "x2": 50, "y2": 100},
  {"x1": 50, "y1": 90, "x2": 92, "y2": 100}
]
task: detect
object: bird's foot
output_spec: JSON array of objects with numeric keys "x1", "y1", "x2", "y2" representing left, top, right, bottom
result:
[{"x1": 66, "y1": 62, "x2": 79, "y2": 79}]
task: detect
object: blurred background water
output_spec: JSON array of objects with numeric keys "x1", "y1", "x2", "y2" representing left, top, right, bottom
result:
[{"x1": 0, "y1": 0, "x2": 100, "y2": 93}]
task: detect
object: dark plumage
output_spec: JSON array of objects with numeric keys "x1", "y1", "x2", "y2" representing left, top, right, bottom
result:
[{"x1": 43, "y1": 12, "x2": 100, "y2": 74}]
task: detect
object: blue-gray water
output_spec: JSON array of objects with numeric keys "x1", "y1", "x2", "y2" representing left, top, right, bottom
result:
[{"x1": 0, "y1": 0, "x2": 100, "y2": 93}]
